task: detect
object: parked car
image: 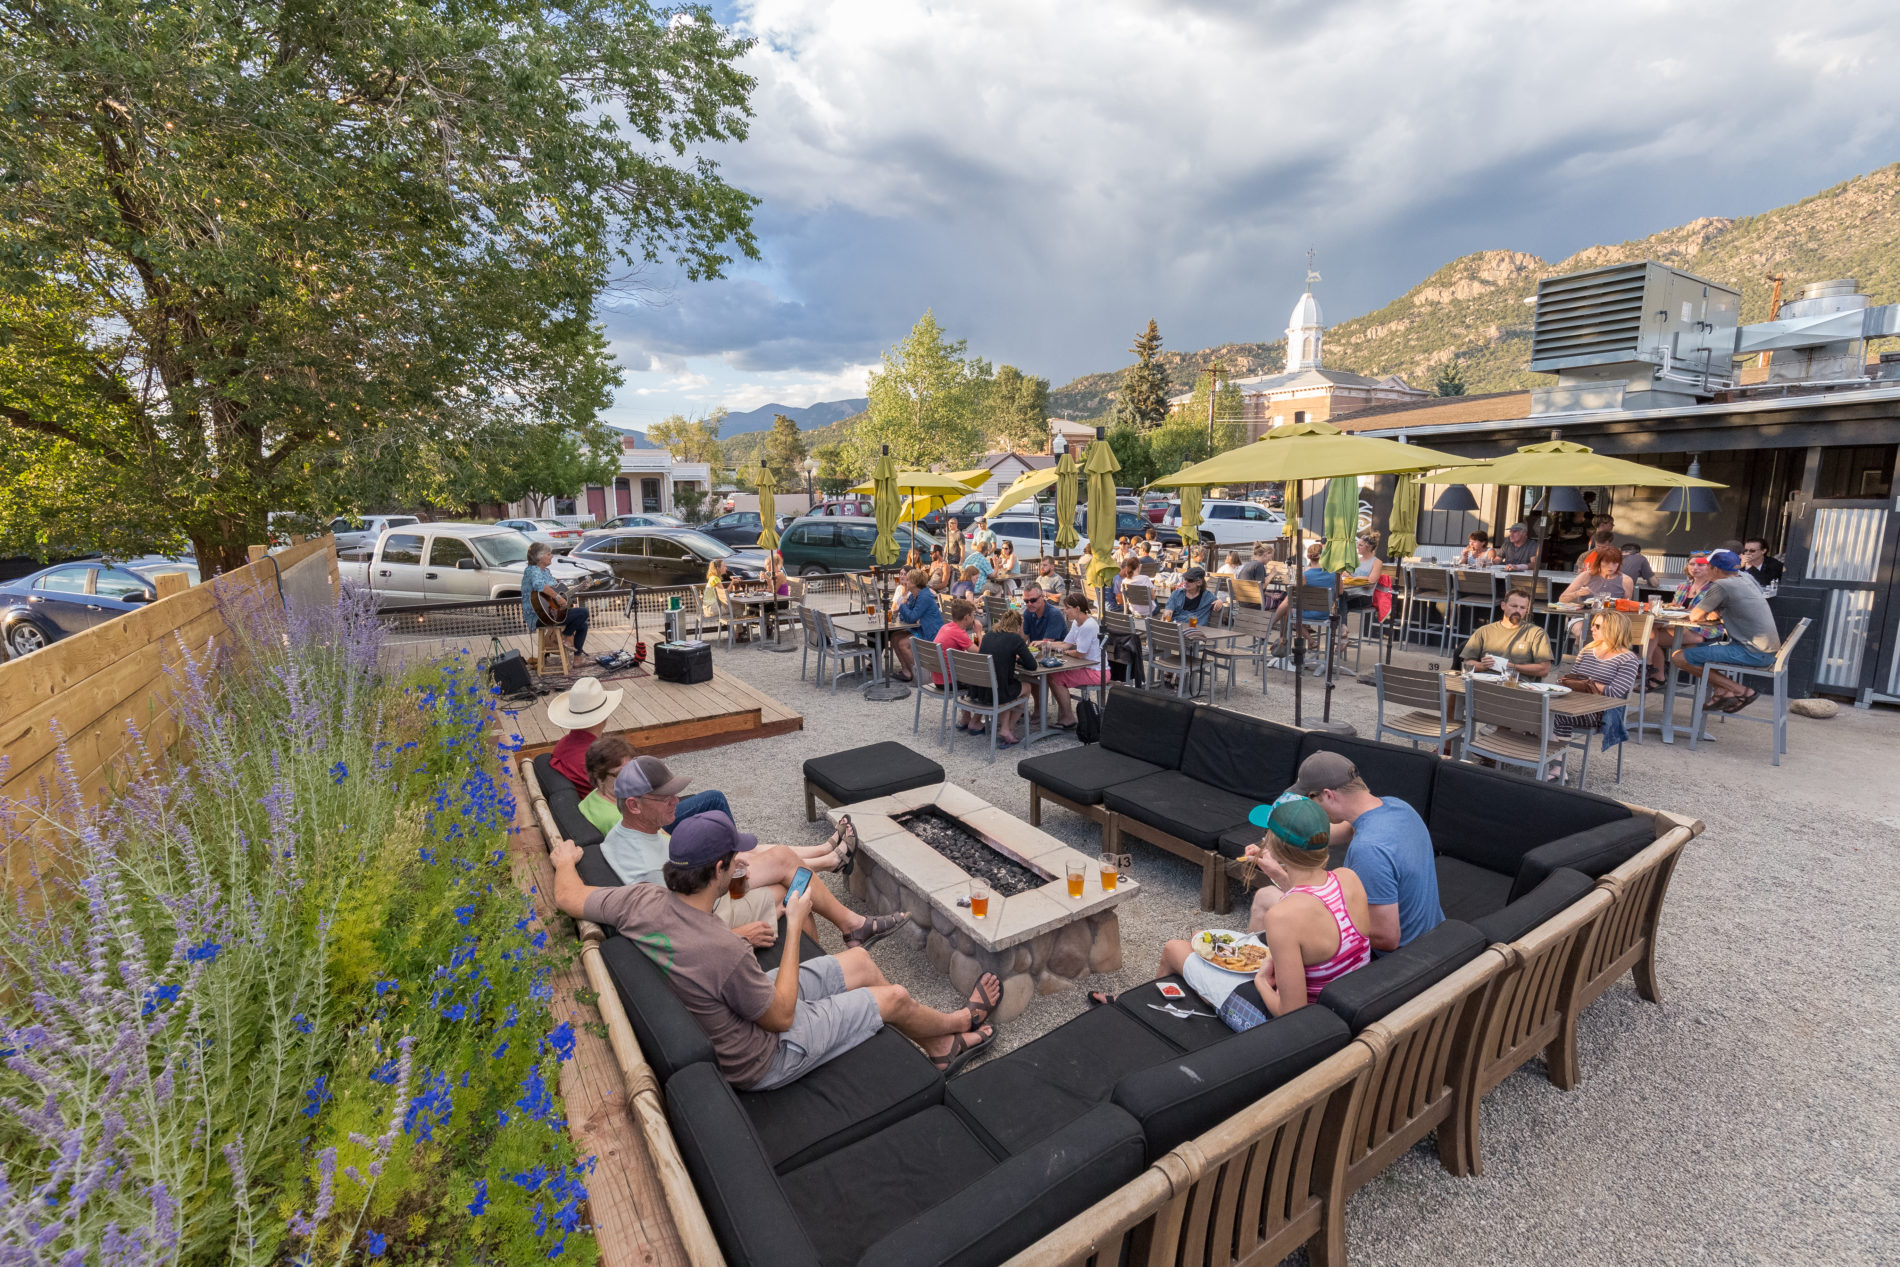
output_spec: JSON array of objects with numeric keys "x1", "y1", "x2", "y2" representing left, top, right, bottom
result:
[
  {"x1": 328, "y1": 514, "x2": 422, "y2": 552},
  {"x1": 570, "y1": 528, "x2": 765, "y2": 589},
  {"x1": 809, "y1": 497, "x2": 876, "y2": 518},
  {"x1": 1073, "y1": 509, "x2": 1183, "y2": 548},
  {"x1": 1, "y1": 561, "x2": 161, "y2": 656},
  {"x1": 985, "y1": 513, "x2": 1061, "y2": 561},
  {"x1": 337, "y1": 523, "x2": 609, "y2": 607},
  {"x1": 121, "y1": 555, "x2": 203, "y2": 586},
  {"x1": 776, "y1": 518, "x2": 940, "y2": 575},
  {"x1": 1140, "y1": 492, "x2": 1172, "y2": 523},
  {"x1": 596, "y1": 512, "x2": 684, "y2": 531},
  {"x1": 1163, "y1": 499, "x2": 1285, "y2": 546},
  {"x1": 699, "y1": 509, "x2": 772, "y2": 547},
  {"x1": 918, "y1": 497, "x2": 991, "y2": 536},
  {"x1": 495, "y1": 517, "x2": 587, "y2": 554}
]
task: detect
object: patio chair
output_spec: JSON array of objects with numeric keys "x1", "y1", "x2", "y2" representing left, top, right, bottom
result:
[
  {"x1": 1145, "y1": 619, "x2": 1210, "y2": 702},
  {"x1": 1685, "y1": 617, "x2": 1810, "y2": 766},
  {"x1": 1402, "y1": 565, "x2": 1453, "y2": 653},
  {"x1": 1567, "y1": 612, "x2": 1650, "y2": 787},
  {"x1": 1203, "y1": 604, "x2": 1276, "y2": 697},
  {"x1": 1100, "y1": 609, "x2": 1145, "y2": 686},
  {"x1": 813, "y1": 609, "x2": 873, "y2": 693},
  {"x1": 1121, "y1": 580, "x2": 1155, "y2": 618},
  {"x1": 1451, "y1": 569, "x2": 1500, "y2": 640},
  {"x1": 712, "y1": 587, "x2": 764, "y2": 650},
  {"x1": 910, "y1": 637, "x2": 958, "y2": 748},
  {"x1": 1462, "y1": 680, "x2": 1565, "y2": 782},
  {"x1": 1229, "y1": 576, "x2": 1266, "y2": 609},
  {"x1": 983, "y1": 594, "x2": 1011, "y2": 628},
  {"x1": 1138, "y1": 556, "x2": 1160, "y2": 578},
  {"x1": 1375, "y1": 663, "x2": 1460, "y2": 754},
  {"x1": 1274, "y1": 584, "x2": 1336, "y2": 677},
  {"x1": 948, "y1": 648, "x2": 1032, "y2": 763}
]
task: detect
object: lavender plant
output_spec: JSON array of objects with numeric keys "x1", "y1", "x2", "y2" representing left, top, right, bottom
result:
[{"x1": 0, "y1": 585, "x2": 595, "y2": 1264}]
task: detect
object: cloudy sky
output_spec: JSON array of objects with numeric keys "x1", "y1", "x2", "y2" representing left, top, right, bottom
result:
[{"x1": 601, "y1": 1, "x2": 1900, "y2": 430}]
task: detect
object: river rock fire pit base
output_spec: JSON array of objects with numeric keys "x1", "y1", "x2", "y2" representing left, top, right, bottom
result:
[{"x1": 826, "y1": 783, "x2": 1137, "y2": 1024}]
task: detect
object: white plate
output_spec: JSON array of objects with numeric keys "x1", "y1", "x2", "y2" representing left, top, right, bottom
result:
[
  {"x1": 1469, "y1": 671, "x2": 1505, "y2": 683},
  {"x1": 1521, "y1": 683, "x2": 1572, "y2": 696},
  {"x1": 1190, "y1": 930, "x2": 1271, "y2": 976}
]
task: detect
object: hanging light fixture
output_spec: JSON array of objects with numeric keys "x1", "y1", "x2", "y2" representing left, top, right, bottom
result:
[
  {"x1": 1657, "y1": 456, "x2": 1722, "y2": 516},
  {"x1": 1544, "y1": 486, "x2": 1588, "y2": 514},
  {"x1": 1431, "y1": 485, "x2": 1479, "y2": 512}
]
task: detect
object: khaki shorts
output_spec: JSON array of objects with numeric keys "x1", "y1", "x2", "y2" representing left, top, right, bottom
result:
[
  {"x1": 712, "y1": 886, "x2": 779, "y2": 929},
  {"x1": 745, "y1": 956, "x2": 885, "y2": 1091}
]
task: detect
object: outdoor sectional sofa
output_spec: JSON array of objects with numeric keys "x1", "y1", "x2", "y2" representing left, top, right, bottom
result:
[{"x1": 525, "y1": 708, "x2": 1701, "y2": 1266}]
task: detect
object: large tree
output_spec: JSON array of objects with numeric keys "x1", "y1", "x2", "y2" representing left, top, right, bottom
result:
[
  {"x1": 0, "y1": 0, "x2": 758, "y2": 574},
  {"x1": 851, "y1": 311, "x2": 989, "y2": 471},
  {"x1": 648, "y1": 408, "x2": 727, "y2": 464},
  {"x1": 1173, "y1": 370, "x2": 1247, "y2": 451},
  {"x1": 987, "y1": 364, "x2": 1050, "y2": 453},
  {"x1": 1115, "y1": 319, "x2": 1170, "y2": 431},
  {"x1": 758, "y1": 412, "x2": 808, "y2": 491}
]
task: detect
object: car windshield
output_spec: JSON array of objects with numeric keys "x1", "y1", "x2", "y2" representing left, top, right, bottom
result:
[
  {"x1": 530, "y1": 519, "x2": 566, "y2": 529},
  {"x1": 672, "y1": 530, "x2": 734, "y2": 559},
  {"x1": 471, "y1": 533, "x2": 531, "y2": 567}
]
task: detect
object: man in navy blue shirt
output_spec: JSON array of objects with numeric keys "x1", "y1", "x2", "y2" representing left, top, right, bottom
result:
[{"x1": 1019, "y1": 585, "x2": 1067, "y2": 643}]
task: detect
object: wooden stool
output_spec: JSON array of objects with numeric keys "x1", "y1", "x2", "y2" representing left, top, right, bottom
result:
[{"x1": 535, "y1": 625, "x2": 571, "y2": 678}]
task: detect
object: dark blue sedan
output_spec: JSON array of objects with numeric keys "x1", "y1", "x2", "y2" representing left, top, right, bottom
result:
[{"x1": 1, "y1": 562, "x2": 159, "y2": 656}]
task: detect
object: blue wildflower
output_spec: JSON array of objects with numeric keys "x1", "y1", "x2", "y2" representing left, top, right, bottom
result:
[
  {"x1": 292, "y1": 1013, "x2": 313, "y2": 1034},
  {"x1": 369, "y1": 1059, "x2": 400, "y2": 1086},
  {"x1": 514, "y1": 1067, "x2": 558, "y2": 1126},
  {"x1": 542, "y1": 1022, "x2": 576, "y2": 1062},
  {"x1": 442, "y1": 1003, "x2": 466, "y2": 1022},
  {"x1": 302, "y1": 1076, "x2": 332, "y2": 1119},
  {"x1": 186, "y1": 940, "x2": 223, "y2": 964},
  {"x1": 140, "y1": 983, "x2": 182, "y2": 1018},
  {"x1": 374, "y1": 980, "x2": 397, "y2": 996},
  {"x1": 467, "y1": 1180, "x2": 489, "y2": 1216},
  {"x1": 491, "y1": 1040, "x2": 509, "y2": 1060},
  {"x1": 364, "y1": 1231, "x2": 386, "y2": 1257},
  {"x1": 330, "y1": 760, "x2": 349, "y2": 784}
]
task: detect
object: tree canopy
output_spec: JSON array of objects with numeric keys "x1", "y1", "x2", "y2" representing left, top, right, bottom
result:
[
  {"x1": 851, "y1": 311, "x2": 989, "y2": 471},
  {"x1": 0, "y1": 0, "x2": 759, "y2": 573},
  {"x1": 987, "y1": 365, "x2": 1049, "y2": 452},
  {"x1": 648, "y1": 409, "x2": 728, "y2": 465},
  {"x1": 758, "y1": 413, "x2": 808, "y2": 491},
  {"x1": 1434, "y1": 360, "x2": 1469, "y2": 397}
]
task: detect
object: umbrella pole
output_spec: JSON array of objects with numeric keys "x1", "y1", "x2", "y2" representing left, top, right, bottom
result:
[
  {"x1": 1323, "y1": 574, "x2": 1342, "y2": 723},
  {"x1": 1291, "y1": 479, "x2": 1304, "y2": 729},
  {"x1": 1526, "y1": 489, "x2": 1552, "y2": 657}
]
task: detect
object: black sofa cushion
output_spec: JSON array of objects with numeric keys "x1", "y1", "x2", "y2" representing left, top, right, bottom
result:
[
  {"x1": 1112, "y1": 1004, "x2": 1352, "y2": 1157},
  {"x1": 1098, "y1": 686, "x2": 1197, "y2": 769},
  {"x1": 1427, "y1": 760, "x2": 1632, "y2": 878},
  {"x1": 855, "y1": 1105, "x2": 1146, "y2": 1267},
  {"x1": 1296, "y1": 732, "x2": 1439, "y2": 820},
  {"x1": 741, "y1": 1026, "x2": 945, "y2": 1173},
  {"x1": 755, "y1": 920, "x2": 827, "y2": 972},
  {"x1": 1104, "y1": 771, "x2": 1255, "y2": 851},
  {"x1": 1113, "y1": 978, "x2": 1237, "y2": 1052},
  {"x1": 804, "y1": 741, "x2": 944, "y2": 805},
  {"x1": 1434, "y1": 856, "x2": 1515, "y2": 925},
  {"x1": 1178, "y1": 707, "x2": 1307, "y2": 802},
  {"x1": 600, "y1": 933, "x2": 717, "y2": 1081},
  {"x1": 780, "y1": 1106, "x2": 1004, "y2": 1266},
  {"x1": 1510, "y1": 817, "x2": 1655, "y2": 901},
  {"x1": 534, "y1": 752, "x2": 604, "y2": 848},
  {"x1": 576, "y1": 843, "x2": 622, "y2": 891},
  {"x1": 1475, "y1": 868, "x2": 1595, "y2": 945},
  {"x1": 945, "y1": 1004, "x2": 1178, "y2": 1157},
  {"x1": 666, "y1": 1062, "x2": 822, "y2": 1267},
  {"x1": 1016, "y1": 744, "x2": 1163, "y2": 806},
  {"x1": 1317, "y1": 920, "x2": 1487, "y2": 1032}
]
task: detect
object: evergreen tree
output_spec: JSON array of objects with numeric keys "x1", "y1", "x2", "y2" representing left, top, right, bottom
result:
[
  {"x1": 1434, "y1": 360, "x2": 1469, "y2": 397},
  {"x1": 759, "y1": 412, "x2": 809, "y2": 491},
  {"x1": 1115, "y1": 319, "x2": 1171, "y2": 431}
]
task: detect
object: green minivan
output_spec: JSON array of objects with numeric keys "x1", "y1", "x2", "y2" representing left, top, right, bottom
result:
[{"x1": 777, "y1": 517, "x2": 941, "y2": 574}]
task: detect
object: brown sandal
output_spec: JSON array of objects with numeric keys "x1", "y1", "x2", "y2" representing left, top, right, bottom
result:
[
  {"x1": 965, "y1": 972, "x2": 1003, "y2": 1030},
  {"x1": 929, "y1": 1026, "x2": 995, "y2": 1077}
]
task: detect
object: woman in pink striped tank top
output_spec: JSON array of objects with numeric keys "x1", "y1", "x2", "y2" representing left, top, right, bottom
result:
[{"x1": 1241, "y1": 797, "x2": 1372, "y2": 1015}]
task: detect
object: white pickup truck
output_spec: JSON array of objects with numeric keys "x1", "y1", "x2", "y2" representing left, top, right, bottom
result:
[{"x1": 338, "y1": 522, "x2": 610, "y2": 607}]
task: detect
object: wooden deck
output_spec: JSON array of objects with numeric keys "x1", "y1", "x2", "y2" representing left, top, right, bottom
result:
[{"x1": 381, "y1": 635, "x2": 802, "y2": 758}]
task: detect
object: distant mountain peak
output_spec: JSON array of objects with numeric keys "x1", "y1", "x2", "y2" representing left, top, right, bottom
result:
[{"x1": 718, "y1": 398, "x2": 869, "y2": 435}]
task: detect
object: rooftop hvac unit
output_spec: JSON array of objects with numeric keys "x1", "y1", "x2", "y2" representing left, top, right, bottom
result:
[{"x1": 1528, "y1": 261, "x2": 1740, "y2": 414}]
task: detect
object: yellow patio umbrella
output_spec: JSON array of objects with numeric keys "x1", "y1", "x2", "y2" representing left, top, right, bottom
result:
[
  {"x1": 1177, "y1": 483, "x2": 1203, "y2": 547},
  {"x1": 988, "y1": 467, "x2": 1061, "y2": 517},
  {"x1": 1320, "y1": 477, "x2": 1358, "y2": 572},
  {"x1": 849, "y1": 468, "x2": 986, "y2": 542},
  {"x1": 1083, "y1": 433, "x2": 1121, "y2": 590},
  {"x1": 1387, "y1": 474, "x2": 1420, "y2": 560},
  {"x1": 1053, "y1": 451, "x2": 1079, "y2": 552},
  {"x1": 749, "y1": 461, "x2": 779, "y2": 550},
  {"x1": 869, "y1": 448, "x2": 901, "y2": 567}
]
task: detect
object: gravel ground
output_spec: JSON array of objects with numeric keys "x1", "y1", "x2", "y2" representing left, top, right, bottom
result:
[{"x1": 639, "y1": 625, "x2": 1900, "y2": 1265}]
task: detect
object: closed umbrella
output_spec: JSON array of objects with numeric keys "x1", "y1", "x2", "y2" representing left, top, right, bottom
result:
[
  {"x1": 1177, "y1": 483, "x2": 1203, "y2": 551},
  {"x1": 863, "y1": 446, "x2": 906, "y2": 701},
  {"x1": 751, "y1": 461, "x2": 779, "y2": 550},
  {"x1": 1053, "y1": 451, "x2": 1079, "y2": 554},
  {"x1": 1084, "y1": 432, "x2": 1121, "y2": 592},
  {"x1": 1387, "y1": 474, "x2": 1420, "y2": 560},
  {"x1": 1320, "y1": 478, "x2": 1357, "y2": 572}
]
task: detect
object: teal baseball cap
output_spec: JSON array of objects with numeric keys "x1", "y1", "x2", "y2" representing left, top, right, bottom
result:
[{"x1": 1247, "y1": 796, "x2": 1331, "y2": 850}]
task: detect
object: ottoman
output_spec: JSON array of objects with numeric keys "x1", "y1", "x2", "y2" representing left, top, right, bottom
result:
[{"x1": 802, "y1": 742, "x2": 946, "y2": 821}]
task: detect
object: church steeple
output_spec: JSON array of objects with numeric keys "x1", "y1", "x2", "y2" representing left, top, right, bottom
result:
[{"x1": 1285, "y1": 249, "x2": 1324, "y2": 373}]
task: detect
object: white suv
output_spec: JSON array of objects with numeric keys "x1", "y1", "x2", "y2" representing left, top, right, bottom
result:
[{"x1": 1164, "y1": 499, "x2": 1284, "y2": 546}]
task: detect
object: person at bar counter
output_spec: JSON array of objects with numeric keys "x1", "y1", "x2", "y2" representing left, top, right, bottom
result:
[
  {"x1": 1246, "y1": 752, "x2": 1443, "y2": 952},
  {"x1": 1672, "y1": 548, "x2": 1781, "y2": 713},
  {"x1": 1741, "y1": 538, "x2": 1784, "y2": 588},
  {"x1": 1453, "y1": 530, "x2": 1495, "y2": 568},
  {"x1": 549, "y1": 813, "x2": 1000, "y2": 1082},
  {"x1": 1459, "y1": 587, "x2": 1553, "y2": 678},
  {"x1": 1618, "y1": 540, "x2": 1657, "y2": 588},
  {"x1": 1495, "y1": 521, "x2": 1538, "y2": 571}
]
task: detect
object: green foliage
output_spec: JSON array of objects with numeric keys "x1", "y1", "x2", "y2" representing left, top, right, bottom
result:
[
  {"x1": 1148, "y1": 417, "x2": 1213, "y2": 478},
  {"x1": 672, "y1": 485, "x2": 711, "y2": 523},
  {"x1": 1433, "y1": 360, "x2": 1469, "y2": 396},
  {"x1": 1115, "y1": 319, "x2": 1171, "y2": 431},
  {"x1": 851, "y1": 312, "x2": 990, "y2": 471},
  {"x1": 1104, "y1": 424, "x2": 1157, "y2": 490},
  {"x1": 0, "y1": 0, "x2": 759, "y2": 573},
  {"x1": 649, "y1": 409, "x2": 728, "y2": 465},
  {"x1": 987, "y1": 365, "x2": 1050, "y2": 452},
  {"x1": 443, "y1": 420, "x2": 621, "y2": 515},
  {"x1": 811, "y1": 442, "x2": 862, "y2": 493},
  {"x1": 758, "y1": 413, "x2": 809, "y2": 491}
]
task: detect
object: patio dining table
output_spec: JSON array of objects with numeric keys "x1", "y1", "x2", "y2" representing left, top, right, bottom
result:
[
  {"x1": 830, "y1": 611, "x2": 917, "y2": 701},
  {"x1": 729, "y1": 589, "x2": 795, "y2": 652}
]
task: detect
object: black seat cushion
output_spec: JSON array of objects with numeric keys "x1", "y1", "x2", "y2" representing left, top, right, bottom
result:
[
  {"x1": 945, "y1": 1004, "x2": 1178, "y2": 1157},
  {"x1": 600, "y1": 933, "x2": 716, "y2": 1081},
  {"x1": 1317, "y1": 920, "x2": 1487, "y2": 1032},
  {"x1": 1178, "y1": 707, "x2": 1307, "y2": 802},
  {"x1": 665, "y1": 1062, "x2": 822, "y2": 1267},
  {"x1": 1475, "y1": 868, "x2": 1595, "y2": 945},
  {"x1": 534, "y1": 752, "x2": 604, "y2": 848},
  {"x1": 855, "y1": 1105, "x2": 1146, "y2": 1267},
  {"x1": 740, "y1": 1026, "x2": 944, "y2": 1173},
  {"x1": 1112, "y1": 1005, "x2": 1351, "y2": 1157},
  {"x1": 575, "y1": 843, "x2": 622, "y2": 891},
  {"x1": 803, "y1": 741, "x2": 945, "y2": 804},
  {"x1": 1434, "y1": 856, "x2": 1515, "y2": 925},
  {"x1": 1099, "y1": 686, "x2": 1197, "y2": 769},
  {"x1": 1217, "y1": 824, "x2": 1348, "y2": 869},
  {"x1": 780, "y1": 1106, "x2": 1003, "y2": 1266},
  {"x1": 1510, "y1": 817, "x2": 1655, "y2": 901},
  {"x1": 1104, "y1": 771, "x2": 1255, "y2": 850},
  {"x1": 1113, "y1": 978, "x2": 1240, "y2": 1052},
  {"x1": 755, "y1": 920, "x2": 827, "y2": 972},
  {"x1": 1296, "y1": 732, "x2": 1439, "y2": 820},
  {"x1": 1427, "y1": 760, "x2": 1632, "y2": 878},
  {"x1": 1017, "y1": 744, "x2": 1163, "y2": 806}
]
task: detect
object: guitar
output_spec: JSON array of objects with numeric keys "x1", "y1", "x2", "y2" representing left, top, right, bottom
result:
[{"x1": 530, "y1": 581, "x2": 570, "y2": 626}]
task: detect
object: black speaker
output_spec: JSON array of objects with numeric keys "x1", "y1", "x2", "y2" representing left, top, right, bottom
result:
[{"x1": 489, "y1": 649, "x2": 533, "y2": 695}]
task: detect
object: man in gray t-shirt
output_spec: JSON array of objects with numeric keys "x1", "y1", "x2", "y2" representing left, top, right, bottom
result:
[
  {"x1": 549, "y1": 812, "x2": 1000, "y2": 1087},
  {"x1": 1674, "y1": 550, "x2": 1779, "y2": 712}
]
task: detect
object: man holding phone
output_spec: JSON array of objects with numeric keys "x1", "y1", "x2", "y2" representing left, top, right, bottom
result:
[{"x1": 549, "y1": 813, "x2": 1001, "y2": 1084}]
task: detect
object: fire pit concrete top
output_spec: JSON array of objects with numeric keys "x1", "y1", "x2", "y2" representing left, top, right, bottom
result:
[{"x1": 826, "y1": 782, "x2": 1139, "y2": 952}]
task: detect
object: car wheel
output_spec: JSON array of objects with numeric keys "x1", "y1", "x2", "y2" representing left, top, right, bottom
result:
[
  {"x1": 799, "y1": 564, "x2": 827, "y2": 577},
  {"x1": 7, "y1": 622, "x2": 48, "y2": 655}
]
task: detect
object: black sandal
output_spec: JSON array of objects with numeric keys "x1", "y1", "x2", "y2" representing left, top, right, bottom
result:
[
  {"x1": 965, "y1": 972, "x2": 1003, "y2": 1030},
  {"x1": 929, "y1": 1026, "x2": 995, "y2": 1077},
  {"x1": 1719, "y1": 689, "x2": 1759, "y2": 714},
  {"x1": 1086, "y1": 990, "x2": 1116, "y2": 1008},
  {"x1": 829, "y1": 815, "x2": 860, "y2": 877},
  {"x1": 844, "y1": 911, "x2": 908, "y2": 951}
]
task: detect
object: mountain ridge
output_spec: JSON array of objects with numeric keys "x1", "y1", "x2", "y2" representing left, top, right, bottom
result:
[{"x1": 717, "y1": 397, "x2": 868, "y2": 435}]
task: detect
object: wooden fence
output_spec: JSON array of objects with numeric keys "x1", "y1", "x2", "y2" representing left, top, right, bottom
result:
[{"x1": 0, "y1": 537, "x2": 339, "y2": 878}]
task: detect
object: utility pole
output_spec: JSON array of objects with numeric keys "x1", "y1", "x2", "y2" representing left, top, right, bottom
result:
[{"x1": 1206, "y1": 360, "x2": 1223, "y2": 447}]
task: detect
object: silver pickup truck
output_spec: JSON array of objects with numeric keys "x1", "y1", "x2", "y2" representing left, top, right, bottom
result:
[{"x1": 338, "y1": 522, "x2": 611, "y2": 607}]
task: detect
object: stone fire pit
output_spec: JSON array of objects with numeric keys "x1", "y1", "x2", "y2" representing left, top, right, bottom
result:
[{"x1": 825, "y1": 783, "x2": 1138, "y2": 1024}]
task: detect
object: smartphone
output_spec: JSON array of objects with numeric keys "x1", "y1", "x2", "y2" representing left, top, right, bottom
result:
[{"x1": 786, "y1": 867, "x2": 813, "y2": 899}]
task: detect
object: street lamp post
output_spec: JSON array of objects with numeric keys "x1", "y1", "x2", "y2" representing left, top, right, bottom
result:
[{"x1": 802, "y1": 454, "x2": 820, "y2": 508}]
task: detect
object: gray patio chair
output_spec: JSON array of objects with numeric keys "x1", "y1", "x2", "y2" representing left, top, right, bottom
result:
[
  {"x1": 1375, "y1": 663, "x2": 1459, "y2": 754},
  {"x1": 1146, "y1": 618, "x2": 1211, "y2": 702},
  {"x1": 1451, "y1": 569, "x2": 1500, "y2": 641},
  {"x1": 814, "y1": 609, "x2": 872, "y2": 693},
  {"x1": 1203, "y1": 605, "x2": 1277, "y2": 697},
  {"x1": 910, "y1": 637, "x2": 958, "y2": 748},
  {"x1": 1686, "y1": 617, "x2": 1810, "y2": 766},
  {"x1": 948, "y1": 648, "x2": 1032, "y2": 763},
  {"x1": 1403, "y1": 565, "x2": 1453, "y2": 653},
  {"x1": 1462, "y1": 680, "x2": 1565, "y2": 782}
]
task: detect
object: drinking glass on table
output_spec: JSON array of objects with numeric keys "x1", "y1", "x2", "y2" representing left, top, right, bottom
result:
[
  {"x1": 1099, "y1": 853, "x2": 1120, "y2": 893},
  {"x1": 1066, "y1": 859, "x2": 1086, "y2": 899},
  {"x1": 969, "y1": 877, "x2": 990, "y2": 919}
]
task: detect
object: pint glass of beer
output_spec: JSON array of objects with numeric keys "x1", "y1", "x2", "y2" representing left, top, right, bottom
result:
[{"x1": 969, "y1": 878, "x2": 990, "y2": 919}]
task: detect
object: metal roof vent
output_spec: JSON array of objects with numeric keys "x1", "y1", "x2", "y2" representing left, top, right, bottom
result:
[{"x1": 1528, "y1": 260, "x2": 1741, "y2": 415}]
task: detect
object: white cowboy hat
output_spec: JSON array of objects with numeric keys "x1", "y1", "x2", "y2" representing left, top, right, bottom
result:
[{"x1": 546, "y1": 676, "x2": 624, "y2": 730}]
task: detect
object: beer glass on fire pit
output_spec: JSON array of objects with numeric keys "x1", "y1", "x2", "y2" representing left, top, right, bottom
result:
[
  {"x1": 1099, "y1": 853, "x2": 1119, "y2": 893},
  {"x1": 1066, "y1": 859, "x2": 1085, "y2": 900},
  {"x1": 969, "y1": 877, "x2": 990, "y2": 919}
]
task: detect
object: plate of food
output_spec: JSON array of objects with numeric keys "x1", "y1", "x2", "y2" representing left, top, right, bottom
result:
[
  {"x1": 1521, "y1": 682, "x2": 1572, "y2": 695},
  {"x1": 1190, "y1": 930, "x2": 1271, "y2": 976}
]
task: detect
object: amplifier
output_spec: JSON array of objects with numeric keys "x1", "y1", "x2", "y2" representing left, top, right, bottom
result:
[{"x1": 655, "y1": 640, "x2": 713, "y2": 684}]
